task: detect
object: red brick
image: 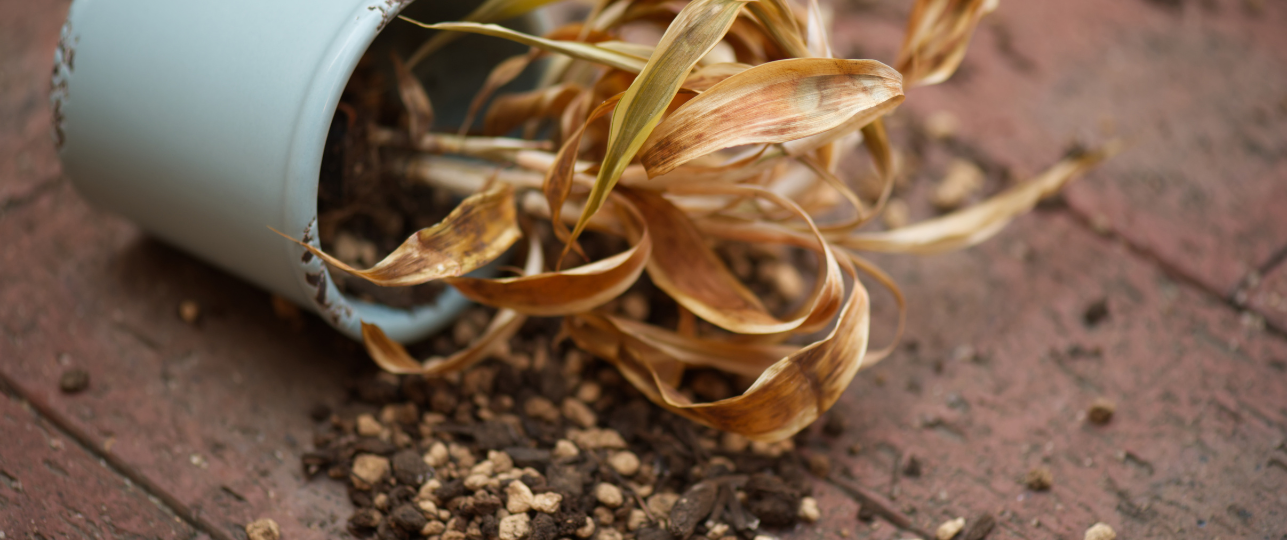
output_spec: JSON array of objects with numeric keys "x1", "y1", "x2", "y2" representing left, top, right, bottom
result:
[
  {"x1": 0, "y1": 390, "x2": 196, "y2": 539},
  {"x1": 0, "y1": 0, "x2": 67, "y2": 205},
  {"x1": 0, "y1": 185, "x2": 355, "y2": 540},
  {"x1": 796, "y1": 211, "x2": 1287, "y2": 539},
  {"x1": 832, "y1": 0, "x2": 1287, "y2": 296}
]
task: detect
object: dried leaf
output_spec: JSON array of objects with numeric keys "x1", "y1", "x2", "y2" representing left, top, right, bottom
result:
[
  {"x1": 448, "y1": 194, "x2": 651, "y2": 316},
  {"x1": 359, "y1": 234, "x2": 545, "y2": 374},
  {"x1": 460, "y1": 52, "x2": 535, "y2": 136},
  {"x1": 895, "y1": 0, "x2": 999, "y2": 87},
  {"x1": 630, "y1": 185, "x2": 843, "y2": 335},
  {"x1": 392, "y1": 54, "x2": 434, "y2": 142},
  {"x1": 804, "y1": 0, "x2": 833, "y2": 59},
  {"x1": 682, "y1": 62, "x2": 752, "y2": 91},
  {"x1": 545, "y1": 95, "x2": 622, "y2": 250},
  {"x1": 485, "y1": 83, "x2": 584, "y2": 136},
  {"x1": 403, "y1": 20, "x2": 649, "y2": 73},
  {"x1": 277, "y1": 184, "x2": 521, "y2": 286},
  {"x1": 569, "y1": 0, "x2": 752, "y2": 246},
  {"x1": 568, "y1": 256, "x2": 870, "y2": 442},
  {"x1": 841, "y1": 143, "x2": 1120, "y2": 253},
  {"x1": 747, "y1": 0, "x2": 809, "y2": 59},
  {"x1": 406, "y1": 0, "x2": 566, "y2": 67},
  {"x1": 641, "y1": 58, "x2": 904, "y2": 177}
]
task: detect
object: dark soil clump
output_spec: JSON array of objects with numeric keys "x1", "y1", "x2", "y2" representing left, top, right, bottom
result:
[{"x1": 301, "y1": 330, "x2": 822, "y2": 539}]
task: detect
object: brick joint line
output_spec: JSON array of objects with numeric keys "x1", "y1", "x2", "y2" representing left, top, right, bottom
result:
[{"x1": 0, "y1": 369, "x2": 238, "y2": 540}]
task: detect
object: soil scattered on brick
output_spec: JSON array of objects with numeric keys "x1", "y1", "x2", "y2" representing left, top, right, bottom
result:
[
  {"x1": 1024, "y1": 467, "x2": 1053, "y2": 491},
  {"x1": 58, "y1": 368, "x2": 89, "y2": 394},
  {"x1": 302, "y1": 329, "x2": 817, "y2": 540},
  {"x1": 1087, "y1": 398, "x2": 1116, "y2": 425}
]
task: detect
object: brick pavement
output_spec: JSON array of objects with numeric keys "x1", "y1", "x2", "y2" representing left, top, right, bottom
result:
[{"x1": 2, "y1": 0, "x2": 1286, "y2": 539}]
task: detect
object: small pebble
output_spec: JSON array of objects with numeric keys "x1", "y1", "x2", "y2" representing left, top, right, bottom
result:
[
  {"x1": 598, "y1": 529, "x2": 624, "y2": 540},
  {"x1": 608, "y1": 451, "x2": 640, "y2": 476},
  {"x1": 576, "y1": 381, "x2": 602, "y2": 403},
  {"x1": 553, "y1": 439, "x2": 580, "y2": 459},
  {"x1": 355, "y1": 414, "x2": 382, "y2": 437},
  {"x1": 562, "y1": 397, "x2": 598, "y2": 428},
  {"x1": 245, "y1": 518, "x2": 280, "y2": 540},
  {"x1": 525, "y1": 396, "x2": 561, "y2": 422},
  {"x1": 924, "y1": 110, "x2": 960, "y2": 140},
  {"x1": 707, "y1": 523, "x2": 730, "y2": 538},
  {"x1": 469, "y1": 460, "x2": 495, "y2": 478},
  {"x1": 1087, "y1": 398, "x2": 1115, "y2": 425},
  {"x1": 506, "y1": 480, "x2": 535, "y2": 513},
  {"x1": 531, "y1": 492, "x2": 562, "y2": 514},
  {"x1": 488, "y1": 449, "x2": 514, "y2": 474},
  {"x1": 595, "y1": 482, "x2": 624, "y2": 508},
  {"x1": 593, "y1": 506, "x2": 615, "y2": 525},
  {"x1": 1084, "y1": 522, "x2": 1116, "y2": 540},
  {"x1": 424, "y1": 441, "x2": 449, "y2": 467},
  {"x1": 422, "y1": 521, "x2": 446, "y2": 536},
  {"x1": 568, "y1": 428, "x2": 627, "y2": 449},
  {"x1": 499, "y1": 513, "x2": 530, "y2": 540},
  {"x1": 350, "y1": 454, "x2": 389, "y2": 489},
  {"x1": 178, "y1": 300, "x2": 201, "y2": 324},
  {"x1": 720, "y1": 432, "x2": 749, "y2": 453},
  {"x1": 620, "y1": 292, "x2": 651, "y2": 320},
  {"x1": 936, "y1": 517, "x2": 965, "y2": 540},
  {"x1": 883, "y1": 199, "x2": 910, "y2": 229},
  {"x1": 1025, "y1": 467, "x2": 1053, "y2": 491},
  {"x1": 463, "y1": 473, "x2": 491, "y2": 490},
  {"x1": 931, "y1": 159, "x2": 984, "y2": 210},
  {"x1": 626, "y1": 509, "x2": 648, "y2": 531},
  {"x1": 647, "y1": 493, "x2": 680, "y2": 516},
  {"x1": 58, "y1": 368, "x2": 90, "y2": 394},
  {"x1": 575, "y1": 516, "x2": 596, "y2": 538},
  {"x1": 797, "y1": 497, "x2": 820, "y2": 522}
]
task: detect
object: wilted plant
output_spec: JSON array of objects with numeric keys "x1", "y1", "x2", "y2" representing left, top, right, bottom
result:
[{"x1": 284, "y1": 0, "x2": 1116, "y2": 442}]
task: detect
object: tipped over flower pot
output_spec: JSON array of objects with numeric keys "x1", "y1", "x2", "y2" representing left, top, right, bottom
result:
[{"x1": 54, "y1": 0, "x2": 542, "y2": 342}]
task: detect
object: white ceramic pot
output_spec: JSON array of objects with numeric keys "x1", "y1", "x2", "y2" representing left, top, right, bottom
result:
[{"x1": 55, "y1": 0, "x2": 540, "y2": 342}]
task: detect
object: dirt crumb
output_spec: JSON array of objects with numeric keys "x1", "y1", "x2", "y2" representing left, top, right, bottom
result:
[
  {"x1": 1025, "y1": 467, "x2": 1053, "y2": 491},
  {"x1": 1084, "y1": 522, "x2": 1116, "y2": 540},
  {"x1": 936, "y1": 516, "x2": 965, "y2": 540},
  {"x1": 1087, "y1": 398, "x2": 1116, "y2": 425},
  {"x1": 58, "y1": 368, "x2": 89, "y2": 394},
  {"x1": 245, "y1": 518, "x2": 280, "y2": 540},
  {"x1": 178, "y1": 300, "x2": 201, "y2": 324}
]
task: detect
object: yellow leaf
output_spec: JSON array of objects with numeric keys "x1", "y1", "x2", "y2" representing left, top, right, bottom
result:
[
  {"x1": 403, "y1": 20, "x2": 648, "y2": 73},
  {"x1": 640, "y1": 58, "x2": 903, "y2": 177},
  {"x1": 568, "y1": 0, "x2": 753, "y2": 247},
  {"x1": 275, "y1": 184, "x2": 521, "y2": 287},
  {"x1": 895, "y1": 0, "x2": 999, "y2": 87}
]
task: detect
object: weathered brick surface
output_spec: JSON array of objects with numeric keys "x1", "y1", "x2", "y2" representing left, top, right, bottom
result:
[
  {"x1": 832, "y1": 0, "x2": 1287, "y2": 296},
  {"x1": 0, "y1": 0, "x2": 68, "y2": 205},
  {"x1": 2, "y1": 1, "x2": 1286, "y2": 540},
  {"x1": 0, "y1": 390, "x2": 196, "y2": 539},
  {"x1": 797, "y1": 211, "x2": 1287, "y2": 539},
  {"x1": 0, "y1": 185, "x2": 356, "y2": 540}
]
